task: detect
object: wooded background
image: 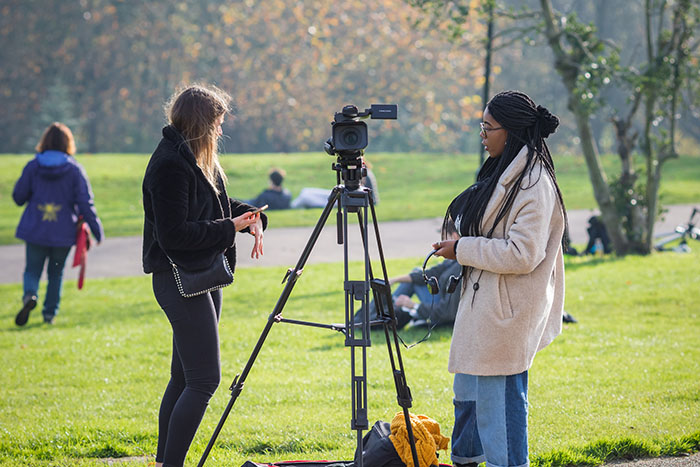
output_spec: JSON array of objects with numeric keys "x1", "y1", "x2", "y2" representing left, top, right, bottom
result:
[{"x1": 2, "y1": 0, "x2": 697, "y2": 156}]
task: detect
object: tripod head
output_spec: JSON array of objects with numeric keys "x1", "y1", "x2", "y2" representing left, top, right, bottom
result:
[{"x1": 325, "y1": 104, "x2": 397, "y2": 191}]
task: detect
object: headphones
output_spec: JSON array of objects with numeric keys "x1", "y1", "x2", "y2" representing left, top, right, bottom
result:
[{"x1": 422, "y1": 249, "x2": 463, "y2": 295}]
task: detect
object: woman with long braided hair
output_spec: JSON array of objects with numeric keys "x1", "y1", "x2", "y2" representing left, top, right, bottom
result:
[{"x1": 432, "y1": 90, "x2": 567, "y2": 467}]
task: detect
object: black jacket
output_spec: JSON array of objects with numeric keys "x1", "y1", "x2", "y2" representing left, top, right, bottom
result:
[{"x1": 142, "y1": 125, "x2": 267, "y2": 274}]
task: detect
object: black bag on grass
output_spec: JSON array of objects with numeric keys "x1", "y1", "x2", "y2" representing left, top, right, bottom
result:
[
  {"x1": 354, "y1": 420, "x2": 405, "y2": 467},
  {"x1": 242, "y1": 462, "x2": 352, "y2": 467},
  {"x1": 240, "y1": 419, "x2": 450, "y2": 467},
  {"x1": 239, "y1": 421, "x2": 403, "y2": 467}
]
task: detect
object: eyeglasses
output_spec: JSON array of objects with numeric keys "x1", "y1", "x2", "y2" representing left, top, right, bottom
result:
[{"x1": 479, "y1": 122, "x2": 504, "y2": 137}]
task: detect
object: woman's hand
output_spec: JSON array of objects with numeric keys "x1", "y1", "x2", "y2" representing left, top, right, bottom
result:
[
  {"x1": 432, "y1": 239, "x2": 457, "y2": 260},
  {"x1": 233, "y1": 211, "x2": 258, "y2": 232},
  {"x1": 232, "y1": 212, "x2": 264, "y2": 258},
  {"x1": 248, "y1": 215, "x2": 264, "y2": 259}
]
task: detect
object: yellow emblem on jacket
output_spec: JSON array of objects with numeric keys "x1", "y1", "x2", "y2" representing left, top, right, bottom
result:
[{"x1": 38, "y1": 203, "x2": 62, "y2": 222}]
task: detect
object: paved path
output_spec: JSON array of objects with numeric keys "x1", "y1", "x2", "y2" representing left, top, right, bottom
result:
[
  {"x1": 606, "y1": 453, "x2": 700, "y2": 467},
  {"x1": 0, "y1": 204, "x2": 696, "y2": 284}
]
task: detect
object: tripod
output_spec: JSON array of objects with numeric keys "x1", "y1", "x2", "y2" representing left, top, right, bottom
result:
[{"x1": 197, "y1": 164, "x2": 421, "y2": 467}]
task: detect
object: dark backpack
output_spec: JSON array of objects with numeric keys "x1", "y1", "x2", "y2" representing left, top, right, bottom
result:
[{"x1": 354, "y1": 420, "x2": 405, "y2": 467}]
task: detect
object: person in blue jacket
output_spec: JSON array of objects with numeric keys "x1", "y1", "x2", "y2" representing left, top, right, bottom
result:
[{"x1": 12, "y1": 122, "x2": 104, "y2": 326}]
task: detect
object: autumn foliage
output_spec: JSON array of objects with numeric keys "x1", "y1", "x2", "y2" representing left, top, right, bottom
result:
[{"x1": 0, "y1": 0, "x2": 487, "y2": 154}]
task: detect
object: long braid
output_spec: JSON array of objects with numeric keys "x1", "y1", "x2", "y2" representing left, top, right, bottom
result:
[{"x1": 443, "y1": 90, "x2": 568, "y2": 248}]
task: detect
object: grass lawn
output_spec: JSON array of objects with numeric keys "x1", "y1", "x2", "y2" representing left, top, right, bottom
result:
[
  {"x1": 1, "y1": 151, "x2": 700, "y2": 244},
  {"x1": 1, "y1": 250, "x2": 699, "y2": 466}
]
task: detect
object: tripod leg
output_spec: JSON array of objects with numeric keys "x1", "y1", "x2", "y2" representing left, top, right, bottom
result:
[
  {"x1": 341, "y1": 191, "x2": 371, "y2": 467},
  {"x1": 357, "y1": 199, "x2": 422, "y2": 467},
  {"x1": 197, "y1": 188, "x2": 342, "y2": 467}
]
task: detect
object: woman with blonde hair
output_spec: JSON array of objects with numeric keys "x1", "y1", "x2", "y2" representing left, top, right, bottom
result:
[
  {"x1": 13, "y1": 122, "x2": 103, "y2": 326},
  {"x1": 142, "y1": 84, "x2": 266, "y2": 467}
]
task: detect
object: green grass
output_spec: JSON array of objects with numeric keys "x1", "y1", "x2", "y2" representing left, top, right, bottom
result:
[
  {"x1": 2, "y1": 151, "x2": 700, "y2": 244},
  {"x1": 1, "y1": 250, "x2": 699, "y2": 466}
]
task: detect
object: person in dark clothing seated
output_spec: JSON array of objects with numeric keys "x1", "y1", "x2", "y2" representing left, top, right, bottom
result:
[
  {"x1": 291, "y1": 158, "x2": 379, "y2": 208},
  {"x1": 583, "y1": 215, "x2": 612, "y2": 255},
  {"x1": 354, "y1": 223, "x2": 461, "y2": 330},
  {"x1": 353, "y1": 260, "x2": 462, "y2": 330},
  {"x1": 247, "y1": 168, "x2": 292, "y2": 210}
]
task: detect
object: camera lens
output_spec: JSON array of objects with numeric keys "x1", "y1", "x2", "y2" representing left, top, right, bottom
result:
[
  {"x1": 342, "y1": 128, "x2": 360, "y2": 146},
  {"x1": 332, "y1": 121, "x2": 367, "y2": 152}
]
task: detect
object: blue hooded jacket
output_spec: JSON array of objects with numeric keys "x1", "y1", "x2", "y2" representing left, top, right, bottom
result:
[{"x1": 13, "y1": 150, "x2": 104, "y2": 247}]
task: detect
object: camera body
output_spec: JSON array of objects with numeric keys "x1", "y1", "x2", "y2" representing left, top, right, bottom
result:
[
  {"x1": 324, "y1": 104, "x2": 397, "y2": 191},
  {"x1": 326, "y1": 104, "x2": 398, "y2": 157},
  {"x1": 332, "y1": 119, "x2": 368, "y2": 153}
]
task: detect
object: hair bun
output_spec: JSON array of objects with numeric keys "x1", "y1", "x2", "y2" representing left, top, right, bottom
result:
[{"x1": 536, "y1": 105, "x2": 559, "y2": 138}]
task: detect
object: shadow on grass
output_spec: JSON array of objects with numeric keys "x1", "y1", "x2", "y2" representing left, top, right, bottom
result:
[
  {"x1": 393, "y1": 323, "x2": 453, "y2": 343},
  {"x1": 0, "y1": 429, "x2": 156, "y2": 465},
  {"x1": 214, "y1": 436, "x2": 340, "y2": 456},
  {"x1": 303, "y1": 320, "x2": 453, "y2": 352},
  {"x1": 6, "y1": 321, "x2": 48, "y2": 332},
  {"x1": 564, "y1": 254, "x2": 625, "y2": 272}
]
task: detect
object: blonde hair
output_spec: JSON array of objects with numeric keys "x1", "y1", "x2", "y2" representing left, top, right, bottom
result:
[
  {"x1": 166, "y1": 84, "x2": 231, "y2": 193},
  {"x1": 36, "y1": 122, "x2": 76, "y2": 155}
]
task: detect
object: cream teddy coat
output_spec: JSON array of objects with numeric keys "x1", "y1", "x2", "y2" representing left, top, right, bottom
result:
[{"x1": 450, "y1": 145, "x2": 565, "y2": 376}]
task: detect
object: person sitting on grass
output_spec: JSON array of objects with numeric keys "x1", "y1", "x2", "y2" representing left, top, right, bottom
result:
[
  {"x1": 246, "y1": 167, "x2": 292, "y2": 210},
  {"x1": 353, "y1": 221, "x2": 462, "y2": 330},
  {"x1": 291, "y1": 157, "x2": 379, "y2": 208},
  {"x1": 583, "y1": 215, "x2": 612, "y2": 255}
]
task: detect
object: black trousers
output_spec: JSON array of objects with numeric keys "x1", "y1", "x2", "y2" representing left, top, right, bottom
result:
[{"x1": 152, "y1": 271, "x2": 223, "y2": 467}]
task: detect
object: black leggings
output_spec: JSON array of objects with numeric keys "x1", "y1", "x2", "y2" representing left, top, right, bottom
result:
[{"x1": 152, "y1": 271, "x2": 223, "y2": 467}]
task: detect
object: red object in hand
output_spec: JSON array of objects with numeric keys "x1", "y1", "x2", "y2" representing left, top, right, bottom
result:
[{"x1": 72, "y1": 218, "x2": 90, "y2": 289}]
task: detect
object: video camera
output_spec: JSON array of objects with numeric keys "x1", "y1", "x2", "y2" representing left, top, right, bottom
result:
[
  {"x1": 325, "y1": 104, "x2": 397, "y2": 157},
  {"x1": 324, "y1": 104, "x2": 397, "y2": 190}
]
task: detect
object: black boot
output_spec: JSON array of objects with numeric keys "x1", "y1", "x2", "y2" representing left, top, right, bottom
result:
[{"x1": 15, "y1": 294, "x2": 37, "y2": 326}]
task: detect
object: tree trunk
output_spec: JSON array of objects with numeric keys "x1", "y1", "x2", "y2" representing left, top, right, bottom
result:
[
  {"x1": 570, "y1": 99, "x2": 629, "y2": 254},
  {"x1": 611, "y1": 101, "x2": 646, "y2": 250},
  {"x1": 540, "y1": 0, "x2": 629, "y2": 254}
]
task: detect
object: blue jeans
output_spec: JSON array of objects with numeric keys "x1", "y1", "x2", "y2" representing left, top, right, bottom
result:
[
  {"x1": 23, "y1": 242, "x2": 72, "y2": 320},
  {"x1": 452, "y1": 371, "x2": 529, "y2": 467},
  {"x1": 393, "y1": 279, "x2": 432, "y2": 307}
]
